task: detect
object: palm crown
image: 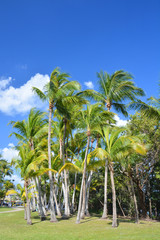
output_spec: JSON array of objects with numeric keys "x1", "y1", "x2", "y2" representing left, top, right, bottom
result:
[{"x1": 96, "y1": 70, "x2": 145, "y2": 116}]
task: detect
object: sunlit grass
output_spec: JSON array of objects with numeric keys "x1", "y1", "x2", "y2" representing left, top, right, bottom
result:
[
  {"x1": 0, "y1": 207, "x2": 15, "y2": 212},
  {"x1": 0, "y1": 211, "x2": 160, "y2": 240}
]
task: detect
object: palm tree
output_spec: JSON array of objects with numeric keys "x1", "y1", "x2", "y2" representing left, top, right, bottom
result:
[
  {"x1": 12, "y1": 144, "x2": 34, "y2": 225},
  {"x1": 53, "y1": 92, "x2": 86, "y2": 217},
  {"x1": 95, "y1": 70, "x2": 145, "y2": 219},
  {"x1": 91, "y1": 126, "x2": 146, "y2": 227},
  {"x1": 75, "y1": 103, "x2": 113, "y2": 223},
  {"x1": 33, "y1": 68, "x2": 82, "y2": 221},
  {"x1": 96, "y1": 70, "x2": 145, "y2": 113},
  {"x1": 9, "y1": 108, "x2": 48, "y2": 213}
]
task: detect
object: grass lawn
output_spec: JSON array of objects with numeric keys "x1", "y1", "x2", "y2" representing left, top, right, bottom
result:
[
  {"x1": 0, "y1": 211, "x2": 160, "y2": 240},
  {"x1": 0, "y1": 207, "x2": 15, "y2": 212}
]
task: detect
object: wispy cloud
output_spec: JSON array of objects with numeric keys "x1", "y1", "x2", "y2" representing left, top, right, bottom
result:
[
  {"x1": 0, "y1": 77, "x2": 12, "y2": 90},
  {"x1": 0, "y1": 73, "x2": 49, "y2": 115},
  {"x1": 16, "y1": 64, "x2": 28, "y2": 70},
  {"x1": 84, "y1": 81, "x2": 94, "y2": 89}
]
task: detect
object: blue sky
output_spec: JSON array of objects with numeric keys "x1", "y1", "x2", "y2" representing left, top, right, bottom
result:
[{"x1": 0, "y1": 0, "x2": 160, "y2": 183}]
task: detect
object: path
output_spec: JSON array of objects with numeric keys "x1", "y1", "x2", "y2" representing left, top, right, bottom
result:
[{"x1": 0, "y1": 208, "x2": 24, "y2": 213}]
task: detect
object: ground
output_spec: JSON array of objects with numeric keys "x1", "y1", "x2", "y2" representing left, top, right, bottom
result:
[
  {"x1": 0, "y1": 210, "x2": 160, "y2": 240},
  {"x1": 0, "y1": 207, "x2": 15, "y2": 212}
]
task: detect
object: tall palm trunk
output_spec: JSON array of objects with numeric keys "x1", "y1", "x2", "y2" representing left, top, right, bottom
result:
[
  {"x1": 53, "y1": 185, "x2": 61, "y2": 217},
  {"x1": 63, "y1": 118, "x2": 70, "y2": 217},
  {"x1": 109, "y1": 163, "x2": 117, "y2": 228},
  {"x1": 71, "y1": 172, "x2": 77, "y2": 213},
  {"x1": 24, "y1": 202, "x2": 27, "y2": 220},
  {"x1": 130, "y1": 177, "x2": 139, "y2": 223},
  {"x1": 85, "y1": 170, "x2": 93, "y2": 216},
  {"x1": 48, "y1": 105, "x2": 57, "y2": 222},
  {"x1": 36, "y1": 176, "x2": 46, "y2": 220},
  {"x1": 102, "y1": 159, "x2": 108, "y2": 219},
  {"x1": 76, "y1": 134, "x2": 90, "y2": 224},
  {"x1": 24, "y1": 180, "x2": 32, "y2": 225}
]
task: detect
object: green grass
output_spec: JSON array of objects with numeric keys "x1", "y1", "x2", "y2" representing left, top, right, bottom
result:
[
  {"x1": 0, "y1": 207, "x2": 15, "y2": 212},
  {"x1": 0, "y1": 211, "x2": 160, "y2": 240}
]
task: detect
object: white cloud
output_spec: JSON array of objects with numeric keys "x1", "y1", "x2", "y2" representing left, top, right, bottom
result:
[
  {"x1": 0, "y1": 77, "x2": 12, "y2": 90},
  {"x1": 114, "y1": 115, "x2": 128, "y2": 127},
  {"x1": 1, "y1": 143, "x2": 23, "y2": 186},
  {"x1": 0, "y1": 143, "x2": 19, "y2": 163},
  {"x1": 0, "y1": 73, "x2": 49, "y2": 115},
  {"x1": 84, "y1": 81, "x2": 94, "y2": 89},
  {"x1": 5, "y1": 174, "x2": 24, "y2": 186}
]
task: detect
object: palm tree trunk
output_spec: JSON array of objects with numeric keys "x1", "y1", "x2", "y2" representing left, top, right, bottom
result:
[
  {"x1": 109, "y1": 163, "x2": 117, "y2": 228},
  {"x1": 53, "y1": 186, "x2": 61, "y2": 216},
  {"x1": 24, "y1": 180, "x2": 32, "y2": 225},
  {"x1": 63, "y1": 118, "x2": 70, "y2": 217},
  {"x1": 30, "y1": 179, "x2": 36, "y2": 211},
  {"x1": 102, "y1": 159, "x2": 108, "y2": 219},
  {"x1": 24, "y1": 202, "x2": 27, "y2": 220},
  {"x1": 48, "y1": 106, "x2": 57, "y2": 222},
  {"x1": 130, "y1": 177, "x2": 139, "y2": 223},
  {"x1": 81, "y1": 181, "x2": 86, "y2": 219},
  {"x1": 76, "y1": 134, "x2": 90, "y2": 224},
  {"x1": 36, "y1": 177, "x2": 46, "y2": 220},
  {"x1": 85, "y1": 170, "x2": 93, "y2": 216},
  {"x1": 117, "y1": 198, "x2": 126, "y2": 217},
  {"x1": 71, "y1": 172, "x2": 77, "y2": 213}
]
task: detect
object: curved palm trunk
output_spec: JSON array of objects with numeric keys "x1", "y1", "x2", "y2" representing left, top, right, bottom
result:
[
  {"x1": 117, "y1": 197, "x2": 126, "y2": 217},
  {"x1": 76, "y1": 135, "x2": 90, "y2": 224},
  {"x1": 48, "y1": 106, "x2": 57, "y2": 222},
  {"x1": 24, "y1": 180, "x2": 32, "y2": 225},
  {"x1": 102, "y1": 159, "x2": 108, "y2": 219},
  {"x1": 130, "y1": 177, "x2": 139, "y2": 223},
  {"x1": 109, "y1": 163, "x2": 117, "y2": 228}
]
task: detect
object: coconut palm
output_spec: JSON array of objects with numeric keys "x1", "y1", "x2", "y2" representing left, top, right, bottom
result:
[
  {"x1": 75, "y1": 103, "x2": 114, "y2": 223},
  {"x1": 96, "y1": 70, "x2": 145, "y2": 113},
  {"x1": 9, "y1": 108, "x2": 48, "y2": 212},
  {"x1": 95, "y1": 70, "x2": 145, "y2": 219},
  {"x1": 33, "y1": 68, "x2": 82, "y2": 221},
  {"x1": 11, "y1": 144, "x2": 35, "y2": 225},
  {"x1": 91, "y1": 127, "x2": 146, "y2": 227}
]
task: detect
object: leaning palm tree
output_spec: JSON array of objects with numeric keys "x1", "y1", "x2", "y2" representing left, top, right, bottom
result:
[{"x1": 32, "y1": 67, "x2": 81, "y2": 222}]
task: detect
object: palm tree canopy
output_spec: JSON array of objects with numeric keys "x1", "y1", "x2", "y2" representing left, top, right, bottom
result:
[
  {"x1": 32, "y1": 68, "x2": 82, "y2": 113},
  {"x1": 9, "y1": 108, "x2": 48, "y2": 147},
  {"x1": 75, "y1": 103, "x2": 115, "y2": 136},
  {"x1": 90, "y1": 127, "x2": 146, "y2": 163},
  {"x1": 96, "y1": 70, "x2": 145, "y2": 116},
  {"x1": 129, "y1": 97, "x2": 160, "y2": 121}
]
